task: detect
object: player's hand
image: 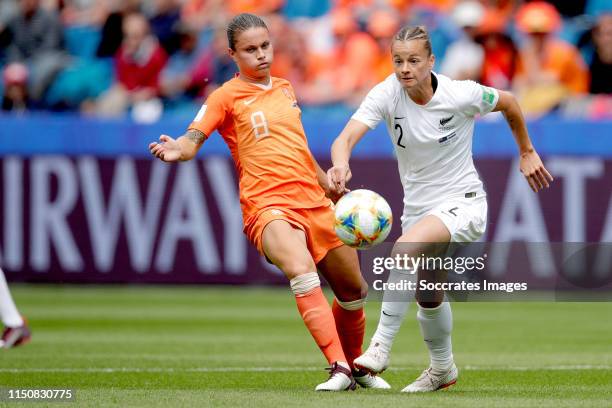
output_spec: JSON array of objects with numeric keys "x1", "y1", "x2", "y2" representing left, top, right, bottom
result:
[
  {"x1": 519, "y1": 149, "x2": 553, "y2": 192},
  {"x1": 322, "y1": 182, "x2": 349, "y2": 204},
  {"x1": 149, "y1": 135, "x2": 182, "y2": 162},
  {"x1": 327, "y1": 164, "x2": 352, "y2": 195}
]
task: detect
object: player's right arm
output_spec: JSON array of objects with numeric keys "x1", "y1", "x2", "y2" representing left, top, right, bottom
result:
[
  {"x1": 328, "y1": 120, "x2": 370, "y2": 194},
  {"x1": 149, "y1": 88, "x2": 228, "y2": 163},
  {"x1": 149, "y1": 129, "x2": 206, "y2": 162},
  {"x1": 327, "y1": 79, "x2": 391, "y2": 194}
]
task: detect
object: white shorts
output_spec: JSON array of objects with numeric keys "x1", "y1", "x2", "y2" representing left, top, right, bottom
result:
[{"x1": 402, "y1": 195, "x2": 488, "y2": 243}]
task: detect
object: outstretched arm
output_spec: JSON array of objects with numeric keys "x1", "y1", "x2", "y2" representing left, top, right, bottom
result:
[
  {"x1": 493, "y1": 90, "x2": 553, "y2": 192},
  {"x1": 149, "y1": 129, "x2": 207, "y2": 162},
  {"x1": 327, "y1": 119, "x2": 370, "y2": 194}
]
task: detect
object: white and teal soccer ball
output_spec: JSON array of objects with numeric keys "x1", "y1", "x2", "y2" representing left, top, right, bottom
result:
[{"x1": 334, "y1": 189, "x2": 393, "y2": 250}]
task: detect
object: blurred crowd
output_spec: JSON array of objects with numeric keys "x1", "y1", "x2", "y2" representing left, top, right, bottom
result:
[{"x1": 0, "y1": 0, "x2": 610, "y2": 121}]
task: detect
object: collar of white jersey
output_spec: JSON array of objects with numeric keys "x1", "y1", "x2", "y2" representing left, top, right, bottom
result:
[{"x1": 400, "y1": 71, "x2": 441, "y2": 107}]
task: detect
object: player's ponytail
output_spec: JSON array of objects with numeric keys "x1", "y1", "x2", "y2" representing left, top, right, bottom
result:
[
  {"x1": 393, "y1": 25, "x2": 433, "y2": 56},
  {"x1": 227, "y1": 13, "x2": 269, "y2": 50}
]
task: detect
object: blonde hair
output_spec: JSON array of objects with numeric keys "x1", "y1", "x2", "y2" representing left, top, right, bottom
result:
[{"x1": 393, "y1": 25, "x2": 433, "y2": 55}]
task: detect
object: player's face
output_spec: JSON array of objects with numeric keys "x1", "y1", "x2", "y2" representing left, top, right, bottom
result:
[
  {"x1": 391, "y1": 39, "x2": 435, "y2": 89},
  {"x1": 229, "y1": 27, "x2": 274, "y2": 82}
]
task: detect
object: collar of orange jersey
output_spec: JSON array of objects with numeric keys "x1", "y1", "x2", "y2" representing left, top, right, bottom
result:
[{"x1": 235, "y1": 73, "x2": 273, "y2": 90}]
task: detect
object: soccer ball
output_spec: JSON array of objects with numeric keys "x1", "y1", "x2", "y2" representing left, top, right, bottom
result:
[{"x1": 334, "y1": 189, "x2": 393, "y2": 250}]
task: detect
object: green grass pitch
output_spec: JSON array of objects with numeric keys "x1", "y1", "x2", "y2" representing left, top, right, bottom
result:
[{"x1": 1, "y1": 285, "x2": 611, "y2": 407}]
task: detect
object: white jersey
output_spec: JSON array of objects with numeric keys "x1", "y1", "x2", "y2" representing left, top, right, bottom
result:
[{"x1": 352, "y1": 72, "x2": 499, "y2": 223}]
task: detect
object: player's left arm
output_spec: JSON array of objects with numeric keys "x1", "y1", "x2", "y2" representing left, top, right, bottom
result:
[{"x1": 493, "y1": 90, "x2": 553, "y2": 193}]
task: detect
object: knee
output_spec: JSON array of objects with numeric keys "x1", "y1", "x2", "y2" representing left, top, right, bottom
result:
[
  {"x1": 360, "y1": 282, "x2": 369, "y2": 300},
  {"x1": 336, "y1": 280, "x2": 368, "y2": 303},
  {"x1": 280, "y1": 259, "x2": 316, "y2": 280},
  {"x1": 390, "y1": 241, "x2": 425, "y2": 262},
  {"x1": 417, "y1": 301, "x2": 442, "y2": 309},
  {"x1": 416, "y1": 288, "x2": 444, "y2": 306}
]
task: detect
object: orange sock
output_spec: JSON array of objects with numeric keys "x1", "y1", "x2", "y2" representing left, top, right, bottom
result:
[
  {"x1": 294, "y1": 287, "x2": 347, "y2": 365},
  {"x1": 332, "y1": 298, "x2": 365, "y2": 370}
]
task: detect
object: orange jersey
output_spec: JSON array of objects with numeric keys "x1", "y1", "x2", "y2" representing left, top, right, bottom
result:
[{"x1": 188, "y1": 76, "x2": 329, "y2": 224}]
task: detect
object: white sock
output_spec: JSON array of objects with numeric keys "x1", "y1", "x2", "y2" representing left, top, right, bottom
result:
[
  {"x1": 0, "y1": 268, "x2": 23, "y2": 327},
  {"x1": 370, "y1": 269, "x2": 416, "y2": 352},
  {"x1": 417, "y1": 302, "x2": 454, "y2": 373}
]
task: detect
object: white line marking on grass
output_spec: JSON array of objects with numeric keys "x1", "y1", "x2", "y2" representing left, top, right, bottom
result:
[
  {"x1": 0, "y1": 367, "x2": 321, "y2": 373},
  {"x1": 0, "y1": 365, "x2": 611, "y2": 373},
  {"x1": 462, "y1": 365, "x2": 612, "y2": 371}
]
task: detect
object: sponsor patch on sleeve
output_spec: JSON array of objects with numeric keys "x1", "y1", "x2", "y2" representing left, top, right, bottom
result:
[{"x1": 481, "y1": 86, "x2": 495, "y2": 105}]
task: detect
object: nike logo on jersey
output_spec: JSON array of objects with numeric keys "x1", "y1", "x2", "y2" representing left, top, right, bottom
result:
[
  {"x1": 439, "y1": 115, "x2": 454, "y2": 126},
  {"x1": 394, "y1": 116, "x2": 405, "y2": 120},
  {"x1": 244, "y1": 97, "x2": 257, "y2": 106},
  {"x1": 382, "y1": 310, "x2": 399, "y2": 317}
]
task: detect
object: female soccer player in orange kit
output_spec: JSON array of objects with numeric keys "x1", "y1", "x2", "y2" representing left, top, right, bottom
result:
[{"x1": 149, "y1": 13, "x2": 389, "y2": 391}]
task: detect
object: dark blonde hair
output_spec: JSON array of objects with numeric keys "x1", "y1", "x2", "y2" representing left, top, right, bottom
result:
[
  {"x1": 227, "y1": 13, "x2": 268, "y2": 51},
  {"x1": 392, "y1": 25, "x2": 433, "y2": 55}
]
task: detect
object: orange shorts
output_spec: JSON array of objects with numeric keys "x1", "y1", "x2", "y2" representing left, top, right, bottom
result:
[{"x1": 245, "y1": 205, "x2": 344, "y2": 264}]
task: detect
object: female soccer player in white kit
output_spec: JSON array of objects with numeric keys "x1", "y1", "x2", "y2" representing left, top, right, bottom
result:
[{"x1": 327, "y1": 26, "x2": 553, "y2": 392}]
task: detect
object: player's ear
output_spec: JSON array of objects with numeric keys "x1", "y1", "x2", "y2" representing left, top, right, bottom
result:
[
  {"x1": 228, "y1": 47, "x2": 235, "y2": 59},
  {"x1": 429, "y1": 53, "x2": 435, "y2": 70}
]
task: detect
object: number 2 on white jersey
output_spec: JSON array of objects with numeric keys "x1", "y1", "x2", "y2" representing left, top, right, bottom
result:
[{"x1": 250, "y1": 111, "x2": 270, "y2": 138}]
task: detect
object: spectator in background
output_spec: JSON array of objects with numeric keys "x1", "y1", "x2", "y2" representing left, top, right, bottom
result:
[
  {"x1": 225, "y1": 0, "x2": 284, "y2": 15},
  {"x1": 267, "y1": 13, "x2": 310, "y2": 91},
  {"x1": 160, "y1": 22, "x2": 209, "y2": 100},
  {"x1": 440, "y1": 0, "x2": 484, "y2": 81},
  {"x1": 149, "y1": 0, "x2": 181, "y2": 55},
  {"x1": 2, "y1": 0, "x2": 69, "y2": 105},
  {"x1": 367, "y1": 8, "x2": 401, "y2": 83},
  {"x1": 95, "y1": 13, "x2": 167, "y2": 119},
  {"x1": 96, "y1": 0, "x2": 141, "y2": 58},
  {"x1": 513, "y1": 1, "x2": 589, "y2": 116},
  {"x1": 475, "y1": 8, "x2": 519, "y2": 90},
  {"x1": 180, "y1": 0, "x2": 225, "y2": 32},
  {"x1": 589, "y1": 13, "x2": 612, "y2": 94},
  {"x1": 58, "y1": 0, "x2": 108, "y2": 27},
  {"x1": 478, "y1": 0, "x2": 514, "y2": 21},
  {"x1": 300, "y1": 8, "x2": 378, "y2": 106},
  {"x1": 2, "y1": 62, "x2": 29, "y2": 111},
  {"x1": 187, "y1": 24, "x2": 236, "y2": 95}
]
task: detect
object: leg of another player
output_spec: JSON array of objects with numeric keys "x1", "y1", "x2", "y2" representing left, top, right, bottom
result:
[
  {"x1": 0, "y1": 268, "x2": 31, "y2": 348},
  {"x1": 397, "y1": 215, "x2": 458, "y2": 393},
  {"x1": 261, "y1": 220, "x2": 354, "y2": 391},
  {"x1": 317, "y1": 247, "x2": 390, "y2": 389}
]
